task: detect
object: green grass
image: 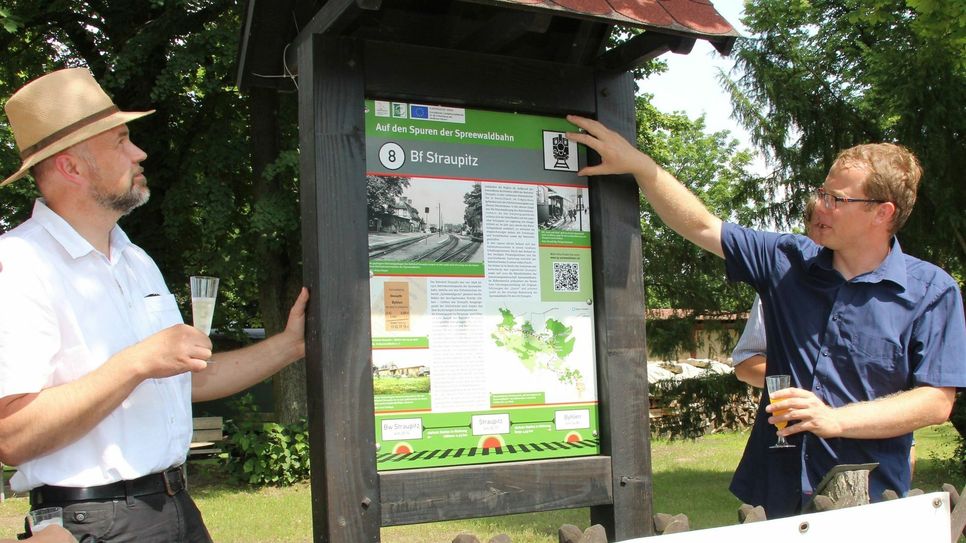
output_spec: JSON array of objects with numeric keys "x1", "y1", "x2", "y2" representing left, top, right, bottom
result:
[
  {"x1": 3, "y1": 425, "x2": 962, "y2": 542},
  {"x1": 374, "y1": 376, "x2": 431, "y2": 395},
  {"x1": 649, "y1": 431, "x2": 750, "y2": 529}
]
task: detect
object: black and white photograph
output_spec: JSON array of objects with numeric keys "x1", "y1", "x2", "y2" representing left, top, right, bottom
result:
[
  {"x1": 367, "y1": 175, "x2": 484, "y2": 262},
  {"x1": 535, "y1": 186, "x2": 590, "y2": 232}
]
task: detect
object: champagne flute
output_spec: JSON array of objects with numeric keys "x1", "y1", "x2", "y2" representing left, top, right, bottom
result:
[
  {"x1": 189, "y1": 276, "x2": 219, "y2": 336},
  {"x1": 28, "y1": 507, "x2": 63, "y2": 532},
  {"x1": 765, "y1": 374, "x2": 795, "y2": 448}
]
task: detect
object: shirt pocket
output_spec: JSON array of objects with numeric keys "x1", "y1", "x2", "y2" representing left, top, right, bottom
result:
[
  {"x1": 143, "y1": 294, "x2": 184, "y2": 333},
  {"x1": 848, "y1": 333, "x2": 905, "y2": 392}
]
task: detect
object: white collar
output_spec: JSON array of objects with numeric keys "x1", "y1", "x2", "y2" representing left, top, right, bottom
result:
[{"x1": 31, "y1": 199, "x2": 132, "y2": 261}]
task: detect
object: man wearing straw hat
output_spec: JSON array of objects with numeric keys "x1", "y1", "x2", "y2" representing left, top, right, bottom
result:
[{"x1": 0, "y1": 68, "x2": 309, "y2": 541}]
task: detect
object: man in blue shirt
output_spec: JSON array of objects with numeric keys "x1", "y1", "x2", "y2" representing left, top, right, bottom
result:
[{"x1": 566, "y1": 115, "x2": 966, "y2": 518}]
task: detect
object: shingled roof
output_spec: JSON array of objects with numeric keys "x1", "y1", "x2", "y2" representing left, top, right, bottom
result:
[
  {"x1": 238, "y1": 0, "x2": 740, "y2": 91},
  {"x1": 475, "y1": 0, "x2": 738, "y2": 49}
]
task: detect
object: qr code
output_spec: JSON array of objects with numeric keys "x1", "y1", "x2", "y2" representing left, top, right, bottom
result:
[{"x1": 553, "y1": 262, "x2": 580, "y2": 292}]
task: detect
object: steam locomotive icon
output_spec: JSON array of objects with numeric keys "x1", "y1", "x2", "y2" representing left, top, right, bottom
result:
[
  {"x1": 543, "y1": 130, "x2": 577, "y2": 172},
  {"x1": 552, "y1": 133, "x2": 571, "y2": 169}
]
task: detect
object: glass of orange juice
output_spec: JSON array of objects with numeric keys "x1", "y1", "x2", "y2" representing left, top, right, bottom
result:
[{"x1": 766, "y1": 374, "x2": 795, "y2": 448}]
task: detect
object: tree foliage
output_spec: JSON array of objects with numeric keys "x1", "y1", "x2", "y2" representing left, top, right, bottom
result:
[
  {"x1": 725, "y1": 0, "x2": 966, "y2": 277},
  {"x1": 463, "y1": 183, "x2": 482, "y2": 232},
  {"x1": 631, "y1": 92, "x2": 770, "y2": 358},
  {"x1": 635, "y1": 95, "x2": 764, "y2": 309},
  {"x1": 366, "y1": 175, "x2": 410, "y2": 223}
]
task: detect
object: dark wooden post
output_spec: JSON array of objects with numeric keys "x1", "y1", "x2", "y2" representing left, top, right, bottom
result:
[
  {"x1": 587, "y1": 70, "x2": 654, "y2": 540},
  {"x1": 298, "y1": 34, "x2": 381, "y2": 542}
]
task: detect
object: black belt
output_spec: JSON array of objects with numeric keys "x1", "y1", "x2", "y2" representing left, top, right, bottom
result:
[{"x1": 29, "y1": 465, "x2": 186, "y2": 506}]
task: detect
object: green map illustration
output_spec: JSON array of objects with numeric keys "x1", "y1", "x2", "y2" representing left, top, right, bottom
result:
[{"x1": 491, "y1": 307, "x2": 584, "y2": 395}]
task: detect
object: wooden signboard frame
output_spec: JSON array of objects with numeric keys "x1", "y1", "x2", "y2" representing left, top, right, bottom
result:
[{"x1": 296, "y1": 31, "x2": 651, "y2": 543}]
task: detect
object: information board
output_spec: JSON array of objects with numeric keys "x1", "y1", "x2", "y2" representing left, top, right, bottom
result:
[{"x1": 365, "y1": 100, "x2": 599, "y2": 470}]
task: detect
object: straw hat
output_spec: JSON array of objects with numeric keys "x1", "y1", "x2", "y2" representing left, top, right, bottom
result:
[{"x1": 2, "y1": 67, "x2": 154, "y2": 186}]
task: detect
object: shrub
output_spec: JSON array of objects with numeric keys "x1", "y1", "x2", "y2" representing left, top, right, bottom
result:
[
  {"x1": 948, "y1": 392, "x2": 966, "y2": 476},
  {"x1": 222, "y1": 394, "x2": 311, "y2": 486}
]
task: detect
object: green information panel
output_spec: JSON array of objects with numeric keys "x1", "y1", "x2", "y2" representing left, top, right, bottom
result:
[{"x1": 365, "y1": 100, "x2": 598, "y2": 470}]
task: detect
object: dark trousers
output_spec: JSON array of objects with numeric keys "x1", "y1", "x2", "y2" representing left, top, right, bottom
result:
[{"x1": 37, "y1": 491, "x2": 212, "y2": 543}]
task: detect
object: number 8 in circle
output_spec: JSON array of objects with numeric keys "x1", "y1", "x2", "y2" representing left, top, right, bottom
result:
[{"x1": 379, "y1": 142, "x2": 405, "y2": 170}]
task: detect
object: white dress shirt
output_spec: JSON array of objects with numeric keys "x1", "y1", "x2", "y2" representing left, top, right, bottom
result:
[
  {"x1": 731, "y1": 295, "x2": 767, "y2": 366},
  {"x1": 0, "y1": 200, "x2": 191, "y2": 491}
]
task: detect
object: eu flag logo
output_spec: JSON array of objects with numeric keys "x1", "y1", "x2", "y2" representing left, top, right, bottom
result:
[{"x1": 410, "y1": 105, "x2": 429, "y2": 119}]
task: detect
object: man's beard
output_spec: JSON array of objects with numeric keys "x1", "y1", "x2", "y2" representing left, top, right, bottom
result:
[{"x1": 89, "y1": 174, "x2": 150, "y2": 216}]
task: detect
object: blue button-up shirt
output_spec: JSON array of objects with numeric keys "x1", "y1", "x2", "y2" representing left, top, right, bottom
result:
[{"x1": 722, "y1": 222, "x2": 966, "y2": 517}]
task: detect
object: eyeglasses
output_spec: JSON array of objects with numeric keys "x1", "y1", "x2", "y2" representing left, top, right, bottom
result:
[{"x1": 815, "y1": 187, "x2": 886, "y2": 210}]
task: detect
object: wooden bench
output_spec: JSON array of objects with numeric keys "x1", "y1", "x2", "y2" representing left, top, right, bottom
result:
[{"x1": 189, "y1": 416, "x2": 225, "y2": 458}]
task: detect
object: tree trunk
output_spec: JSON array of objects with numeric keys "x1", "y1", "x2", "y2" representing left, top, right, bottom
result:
[
  {"x1": 821, "y1": 469, "x2": 871, "y2": 509},
  {"x1": 273, "y1": 360, "x2": 307, "y2": 424},
  {"x1": 249, "y1": 86, "x2": 307, "y2": 424}
]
